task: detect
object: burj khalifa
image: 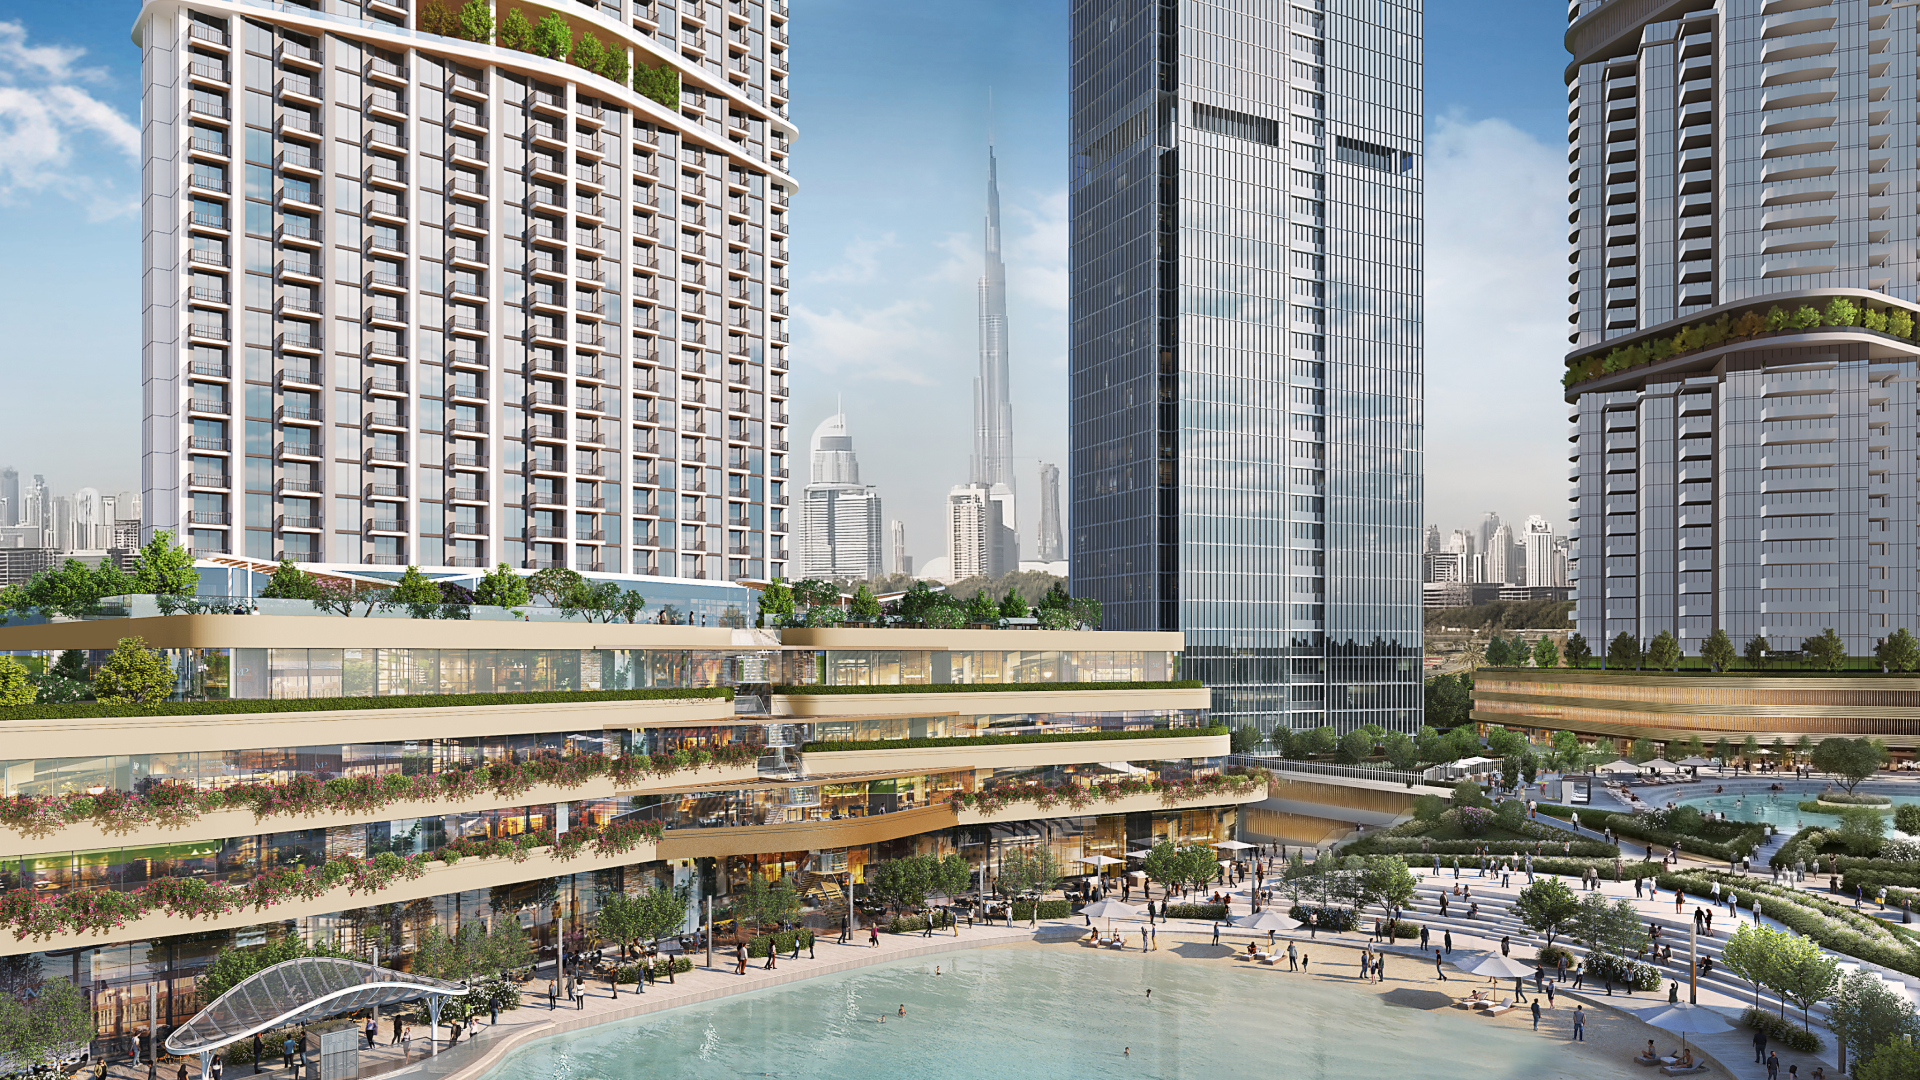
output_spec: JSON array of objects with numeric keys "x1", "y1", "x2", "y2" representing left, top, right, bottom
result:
[{"x1": 951, "y1": 147, "x2": 1019, "y2": 576}]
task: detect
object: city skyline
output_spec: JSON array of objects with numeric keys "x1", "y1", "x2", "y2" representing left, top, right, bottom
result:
[{"x1": 0, "y1": 2, "x2": 1577, "y2": 582}]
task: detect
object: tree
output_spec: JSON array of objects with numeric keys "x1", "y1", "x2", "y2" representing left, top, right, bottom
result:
[
  {"x1": 1876, "y1": 628, "x2": 1920, "y2": 673},
  {"x1": 1646, "y1": 631, "x2": 1682, "y2": 672},
  {"x1": 848, "y1": 585, "x2": 883, "y2": 623},
  {"x1": 1771, "y1": 934, "x2": 1839, "y2": 1033},
  {"x1": 260, "y1": 558, "x2": 323, "y2": 600},
  {"x1": 598, "y1": 45, "x2": 629, "y2": 85},
  {"x1": 0, "y1": 657, "x2": 33, "y2": 707},
  {"x1": 998, "y1": 846, "x2": 1061, "y2": 896},
  {"x1": 1, "y1": 559, "x2": 133, "y2": 620},
  {"x1": 91, "y1": 637, "x2": 175, "y2": 705},
  {"x1": 1713, "y1": 737, "x2": 1732, "y2": 767},
  {"x1": 420, "y1": 1, "x2": 458, "y2": 35},
  {"x1": 759, "y1": 578, "x2": 795, "y2": 626},
  {"x1": 1514, "y1": 877, "x2": 1581, "y2": 954},
  {"x1": 867, "y1": 856, "x2": 936, "y2": 913},
  {"x1": 1337, "y1": 727, "x2": 1373, "y2": 764},
  {"x1": 1814, "y1": 737, "x2": 1883, "y2": 794},
  {"x1": 1445, "y1": 724, "x2": 1481, "y2": 762},
  {"x1": 1803, "y1": 627, "x2": 1848, "y2": 672},
  {"x1": 998, "y1": 589, "x2": 1029, "y2": 619},
  {"x1": 497, "y1": 7, "x2": 533, "y2": 49},
  {"x1": 1451, "y1": 779, "x2": 1489, "y2": 809},
  {"x1": 572, "y1": 30, "x2": 606, "y2": 73},
  {"x1": 389, "y1": 565, "x2": 445, "y2": 618},
  {"x1": 201, "y1": 936, "x2": 351, "y2": 1003},
  {"x1": 33, "y1": 650, "x2": 89, "y2": 704},
  {"x1": 597, "y1": 892, "x2": 649, "y2": 962},
  {"x1": 529, "y1": 566, "x2": 587, "y2": 608},
  {"x1": 471, "y1": 563, "x2": 528, "y2": 611},
  {"x1": 1424, "y1": 673, "x2": 1473, "y2": 728},
  {"x1": 1382, "y1": 730, "x2": 1419, "y2": 770},
  {"x1": 1830, "y1": 968, "x2": 1920, "y2": 1075},
  {"x1": 1229, "y1": 726, "x2": 1263, "y2": 755},
  {"x1": 1837, "y1": 807, "x2": 1887, "y2": 857},
  {"x1": 1485, "y1": 725, "x2": 1527, "y2": 759},
  {"x1": 735, "y1": 873, "x2": 803, "y2": 931},
  {"x1": 1355, "y1": 855, "x2": 1416, "y2": 919},
  {"x1": 129, "y1": 530, "x2": 199, "y2": 596},
  {"x1": 963, "y1": 590, "x2": 1000, "y2": 625},
  {"x1": 1895, "y1": 803, "x2": 1920, "y2": 836},
  {"x1": 0, "y1": 978, "x2": 93, "y2": 1071},
  {"x1": 1564, "y1": 632, "x2": 1592, "y2": 668},
  {"x1": 1744, "y1": 634, "x2": 1771, "y2": 670},
  {"x1": 790, "y1": 579, "x2": 840, "y2": 611},
  {"x1": 1690, "y1": 628, "x2": 1732, "y2": 673},
  {"x1": 634, "y1": 62, "x2": 681, "y2": 109},
  {"x1": 1532, "y1": 636, "x2": 1560, "y2": 669},
  {"x1": 456, "y1": 0, "x2": 493, "y2": 40},
  {"x1": 1268, "y1": 726, "x2": 1296, "y2": 757},
  {"x1": 1485, "y1": 636, "x2": 1512, "y2": 667},
  {"x1": 1721, "y1": 924, "x2": 1779, "y2": 1011},
  {"x1": 1299, "y1": 725, "x2": 1338, "y2": 758},
  {"x1": 1607, "y1": 632, "x2": 1643, "y2": 670},
  {"x1": 1742, "y1": 734, "x2": 1762, "y2": 763},
  {"x1": 633, "y1": 883, "x2": 693, "y2": 943},
  {"x1": 1857, "y1": 1038, "x2": 1920, "y2": 1080},
  {"x1": 532, "y1": 12, "x2": 572, "y2": 58},
  {"x1": 1572, "y1": 892, "x2": 1648, "y2": 970},
  {"x1": 313, "y1": 577, "x2": 391, "y2": 617}
]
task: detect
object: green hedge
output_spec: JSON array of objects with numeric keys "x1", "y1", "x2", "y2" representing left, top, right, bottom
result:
[
  {"x1": 1356, "y1": 838, "x2": 1618, "y2": 859},
  {"x1": 801, "y1": 725, "x2": 1226, "y2": 754},
  {"x1": 1011, "y1": 900, "x2": 1073, "y2": 921},
  {"x1": 885, "y1": 912, "x2": 954, "y2": 935},
  {"x1": 774, "y1": 680, "x2": 1203, "y2": 696},
  {"x1": 0, "y1": 686, "x2": 733, "y2": 723},
  {"x1": 1744, "y1": 1008, "x2": 1824, "y2": 1054},
  {"x1": 1657, "y1": 870, "x2": 1920, "y2": 979},
  {"x1": 1557, "y1": 809, "x2": 1763, "y2": 863},
  {"x1": 1585, "y1": 953, "x2": 1663, "y2": 992},
  {"x1": 1165, "y1": 903, "x2": 1229, "y2": 921},
  {"x1": 746, "y1": 929, "x2": 816, "y2": 957}
]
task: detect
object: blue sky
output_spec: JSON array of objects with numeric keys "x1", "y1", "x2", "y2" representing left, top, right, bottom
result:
[{"x1": 0, "y1": 0, "x2": 1572, "y2": 556}]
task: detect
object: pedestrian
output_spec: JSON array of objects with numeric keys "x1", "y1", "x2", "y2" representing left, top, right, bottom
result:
[
  {"x1": 765, "y1": 944, "x2": 777, "y2": 971},
  {"x1": 1515, "y1": 976, "x2": 1528, "y2": 1003},
  {"x1": 1556, "y1": 954, "x2": 1567, "y2": 982},
  {"x1": 1752, "y1": 1025, "x2": 1768, "y2": 1062},
  {"x1": 548, "y1": 979, "x2": 557, "y2": 1010},
  {"x1": 1501, "y1": 935, "x2": 1510, "y2": 957},
  {"x1": 1546, "y1": 980, "x2": 1555, "y2": 1007},
  {"x1": 283, "y1": 1035, "x2": 297, "y2": 1074},
  {"x1": 1301, "y1": 952, "x2": 1310, "y2": 972},
  {"x1": 736, "y1": 942, "x2": 748, "y2": 975},
  {"x1": 1287, "y1": 942, "x2": 1297, "y2": 970},
  {"x1": 1573, "y1": 961, "x2": 1585, "y2": 990},
  {"x1": 870, "y1": 926, "x2": 880, "y2": 948},
  {"x1": 1767, "y1": 1051, "x2": 1780, "y2": 1080},
  {"x1": 1531, "y1": 999, "x2": 1542, "y2": 1031},
  {"x1": 1443, "y1": 930, "x2": 1452, "y2": 956},
  {"x1": 1434, "y1": 952, "x2": 1447, "y2": 981},
  {"x1": 1572, "y1": 1005, "x2": 1585, "y2": 1041},
  {"x1": 1420, "y1": 925, "x2": 1430, "y2": 952},
  {"x1": 1212, "y1": 922, "x2": 1221, "y2": 946},
  {"x1": 130, "y1": 1033, "x2": 142, "y2": 1069},
  {"x1": 1534, "y1": 965, "x2": 1544, "y2": 994},
  {"x1": 1604, "y1": 972, "x2": 1613, "y2": 997}
]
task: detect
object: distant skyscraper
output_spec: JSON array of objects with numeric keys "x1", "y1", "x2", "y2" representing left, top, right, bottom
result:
[
  {"x1": 1448, "y1": 529, "x2": 1476, "y2": 582},
  {"x1": 1476, "y1": 512, "x2": 1502, "y2": 567},
  {"x1": 948, "y1": 484, "x2": 1012, "y2": 580},
  {"x1": 73, "y1": 488, "x2": 106, "y2": 551},
  {"x1": 1037, "y1": 462, "x2": 1063, "y2": 563},
  {"x1": 1523, "y1": 515, "x2": 1557, "y2": 591},
  {"x1": 972, "y1": 147, "x2": 1016, "y2": 514},
  {"x1": 1423, "y1": 550, "x2": 1465, "y2": 584},
  {"x1": 1424, "y1": 524, "x2": 1441, "y2": 553},
  {"x1": 0, "y1": 469, "x2": 16, "y2": 528},
  {"x1": 889, "y1": 519, "x2": 911, "y2": 577},
  {"x1": 797, "y1": 413, "x2": 883, "y2": 580},
  {"x1": 1487, "y1": 523, "x2": 1514, "y2": 585}
]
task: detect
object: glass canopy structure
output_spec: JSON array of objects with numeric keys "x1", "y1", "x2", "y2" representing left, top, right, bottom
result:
[{"x1": 165, "y1": 957, "x2": 467, "y2": 1058}]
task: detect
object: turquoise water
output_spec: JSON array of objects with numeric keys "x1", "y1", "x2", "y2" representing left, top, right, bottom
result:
[
  {"x1": 482, "y1": 947, "x2": 1609, "y2": 1080},
  {"x1": 1676, "y1": 789, "x2": 1917, "y2": 834}
]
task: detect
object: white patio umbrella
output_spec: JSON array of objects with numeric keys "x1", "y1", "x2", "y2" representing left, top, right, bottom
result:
[
  {"x1": 1231, "y1": 910, "x2": 1299, "y2": 932},
  {"x1": 1125, "y1": 850, "x2": 1155, "y2": 860},
  {"x1": 1455, "y1": 953, "x2": 1538, "y2": 982},
  {"x1": 1597, "y1": 759, "x2": 1643, "y2": 774},
  {"x1": 1076, "y1": 897, "x2": 1140, "y2": 934},
  {"x1": 1212, "y1": 840, "x2": 1257, "y2": 851},
  {"x1": 1676, "y1": 756, "x2": 1715, "y2": 768},
  {"x1": 1637, "y1": 1003, "x2": 1733, "y2": 1054},
  {"x1": 1077, "y1": 855, "x2": 1126, "y2": 867},
  {"x1": 1642, "y1": 758, "x2": 1681, "y2": 772}
]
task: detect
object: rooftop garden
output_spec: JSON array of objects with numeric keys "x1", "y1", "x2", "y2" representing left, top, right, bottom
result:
[
  {"x1": 799, "y1": 724, "x2": 1225, "y2": 754},
  {"x1": 1480, "y1": 627, "x2": 1920, "y2": 676},
  {"x1": 758, "y1": 578, "x2": 1102, "y2": 630},
  {"x1": 1564, "y1": 295, "x2": 1919, "y2": 391}
]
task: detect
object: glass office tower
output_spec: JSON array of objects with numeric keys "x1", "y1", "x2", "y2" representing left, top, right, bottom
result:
[{"x1": 1068, "y1": 0, "x2": 1424, "y2": 735}]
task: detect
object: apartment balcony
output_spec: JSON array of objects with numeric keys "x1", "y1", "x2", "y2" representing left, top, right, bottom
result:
[
  {"x1": 449, "y1": 174, "x2": 486, "y2": 202},
  {"x1": 275, "y1": 478, "x2": 321, "y2": 494},
  {"x1": 275, "y1": 405, "x2": 323, "y2": 426},
  {"x1": 447, "y1": 487, "x2": 485, "y2": 503},
  {"x1": 276, "y1": 442, "x2": 323, "y2": 462},
  {"x1": 528, "y1": 491, "x2": 568, "y2": 508},
  {"x1": 279, "y1": 367, "x2": 323, "y2": 390},
  {"x1": 364, "y1": 518, "x2": 407, "y2": 535},
  {"x1": 188, "y1": 473, "x2": 230, "y2": 490},
  {"x1": 277, "y1": 515, "x2": 322, "y2": 532},
  {"x1": 364, "y1": 446, "x2": 406, "y2": 464},
  {"x1": 449, "y1": 521, "x2": 488, "y2": 537},
  {"x1": 364, "y1": 483, "x2": 405, "y2": 500},
  {"x1": 449, "y1": 105, "x2": 487, "y2": 134}
]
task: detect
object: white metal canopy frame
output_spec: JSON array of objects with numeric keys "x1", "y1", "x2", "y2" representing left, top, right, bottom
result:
[{"x1": 165, "y1": 957, "x2": 468, "y2": 1058}]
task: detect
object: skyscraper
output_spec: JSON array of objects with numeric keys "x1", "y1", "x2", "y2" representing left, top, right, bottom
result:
[
  {"x1": 1523, "y1": 515, "x2": 1556, "y2": 592},
  {"x1": 796, "y1": 413, "x2": 882, "y2": 580},
  {"x1": 1487, "y1": 522, "x2": 1514, "y2": 586},
  {"x1": 1036, "y1": 461, "x2": 1063, "y2": 563},
  {"x1": 0, "y1": 469, "x2": 16, "y2": 528},
  {"x1": 1475, "y1": 512, "x2": 1501, "y2": 568},
  {"x1": 1067, "y1": 0, "x2": 1424, "y2": 735},
  {"x1": 1564, "y1": 0, "x2": 1911, "y2": 655},
  {"x1": 972, "y1": 148, "x2": 1016, "y2": 506},
  {"x1": 889, "y1": 519, "x2": 911, "y2": 576},
  {"x1": 137, "y1": 2, "x2": 795, "y2": 581},
  {"x1": 948, "y1": 483, "x2": 1012, "y2": 580},
  {"x1": 1424, "y1": 523, "x2": 1441, "y2": 553}
]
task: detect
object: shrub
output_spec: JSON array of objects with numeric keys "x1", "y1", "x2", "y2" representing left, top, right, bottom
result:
[
  {"x1": 1744, "y1": 1008, "x2": 1824, "y2": 1053},
  {"x1": 1412, "y1": 794, "x2": 1446, "y2": 822},
  {"x1": 1287, "y1": 906, "x2": 1354, "y2": 932},
  {"x1": 1457, "y1": 806, "x2": 1495, "y2": 836},
  {"x1": 747, "y1": 928, "x2": 817, "y2": 955},
  {"x1": 1584, "y1": 952, "x2": 1662, "y2": 992},
  {"x1": 1538, "y1": 944, "x2": 1576, "y2": 969},
  {"x1": 1009, "y1": 900, "x2": 1072, "y2": 921},
  {"x1": 1818, "y1": 793, "x2": 1893, "y2": 807},
  {"x1": 0, "y1": 686, "x2": 729, "y2": 723},
  {"x1": 1163, "y1": 903, "x2": 1229, "y2": 921}
]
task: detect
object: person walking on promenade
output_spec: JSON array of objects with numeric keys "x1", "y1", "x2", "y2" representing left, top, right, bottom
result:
[
  {"x1": 1443, "y1": 930, "x2": 1453, "y2": 956},
  {"x1": 1572, "y1": 1005, "x2": 1585, "y2": 1041},
  {"x1": 1211, "y1": 922, "x2": 1221, "y2": 946},
  {"x1": 547, "y1": 979, "x2": 557, "y2": 1010},
  {"x1": 1514, "y1": 976, "x2": 1529, "y2": 1004},
  {"x1": 1767, "y1": 1051, "x2": 1781, "y2": 1080},
  {"x1": 1434, "y1": 952, "x2": 1447, "y2": 982},
  {"x1": 1531, "y1": 999, "x2": 1541, "y2": 1031},
  {"x1": 1752, "y1": 1026, "x2": 1768, "y2": 1063},
  {"x1": 1573, "y1": 962, "x2": 1585, "y2": 990},
  {"x1": 869, "y1": 927, "x2": 880, "y2": 948},
  {"x1": 1420, "y1": 925, "x2": 1430, "y2": 952},
  {"x1": 736, "y1": 942, "x2": 749, "y2": 975},
  {"x1": 1288, "y1": 943, "x2": 1298, "y2": 971}
]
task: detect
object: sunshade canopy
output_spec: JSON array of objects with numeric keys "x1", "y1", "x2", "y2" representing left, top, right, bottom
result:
[{"x1": 165, "y1": 958, "x2": 467, "y2": 1056}]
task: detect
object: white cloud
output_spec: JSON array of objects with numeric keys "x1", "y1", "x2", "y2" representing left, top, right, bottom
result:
[
  {"x1": 1004, "y1": 187, "x2": 1069, "y2": 313},
  {"x1": 811, "y1": 231, "x2": 900, "y2": 284},
  {"x1": 0, "y1": 21, "x2": 139, "y2": 214},
  {"x1": 790, "y1": 297, "x2": 959, "y2": 386},
  {"x1": 1424, "y1": 113, "x2": 1572, "y2": 537}
]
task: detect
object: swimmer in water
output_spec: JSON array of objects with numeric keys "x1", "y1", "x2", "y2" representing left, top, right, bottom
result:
[
  {"x1": 898, "y1": 1005, "x2": 906, "y2": 1017},
  {"x1": 1124, "y1": 1048, "x2": 1130, "y2": 1057},
  {"x1": 934, "y1": 966, "x2": 942, "y2": 975},
  {"x1": 1146, "y1": 989, "x2": 1152, "y2": 1001}
]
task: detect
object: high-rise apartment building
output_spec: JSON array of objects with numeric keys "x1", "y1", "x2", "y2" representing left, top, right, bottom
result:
[
  {"x1": 136, "y1": 0, "x2": 794, "y2": 581},
  {"x1": 0, "y1": 469, "x2": 16, "y2": 528},
  {"x1": 1522, "y1": 514, "x2": 1557, "y2": 591},
  {"x1": 1563, "y1": 0, "x2": 1918, "y2": 656},
  {"x1": 1487, "y1": 522, "x2": 1514, "y2": 586},
  {"x1": 796, "y1": 412, "x2": 881, "y2": 580},
  {"x1": 947, "y1": 483, "x2": 1012, "y2": 580},
  {"x1": 1424, "y1": 523, "x2": 1441, "y2": 553},
  {"x1": 889, "y1": 518, "x2": 911, "y2": 576},
  {"x1": 1036, "y1": 461, "x2": 1063, "y2": 563},
  {"x1": 1475, "y1": 511, "x2": 1501, "y2": 566},
  {"x1": 1067, "y1": 0, "x2": 1425, "y2": 735}
]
